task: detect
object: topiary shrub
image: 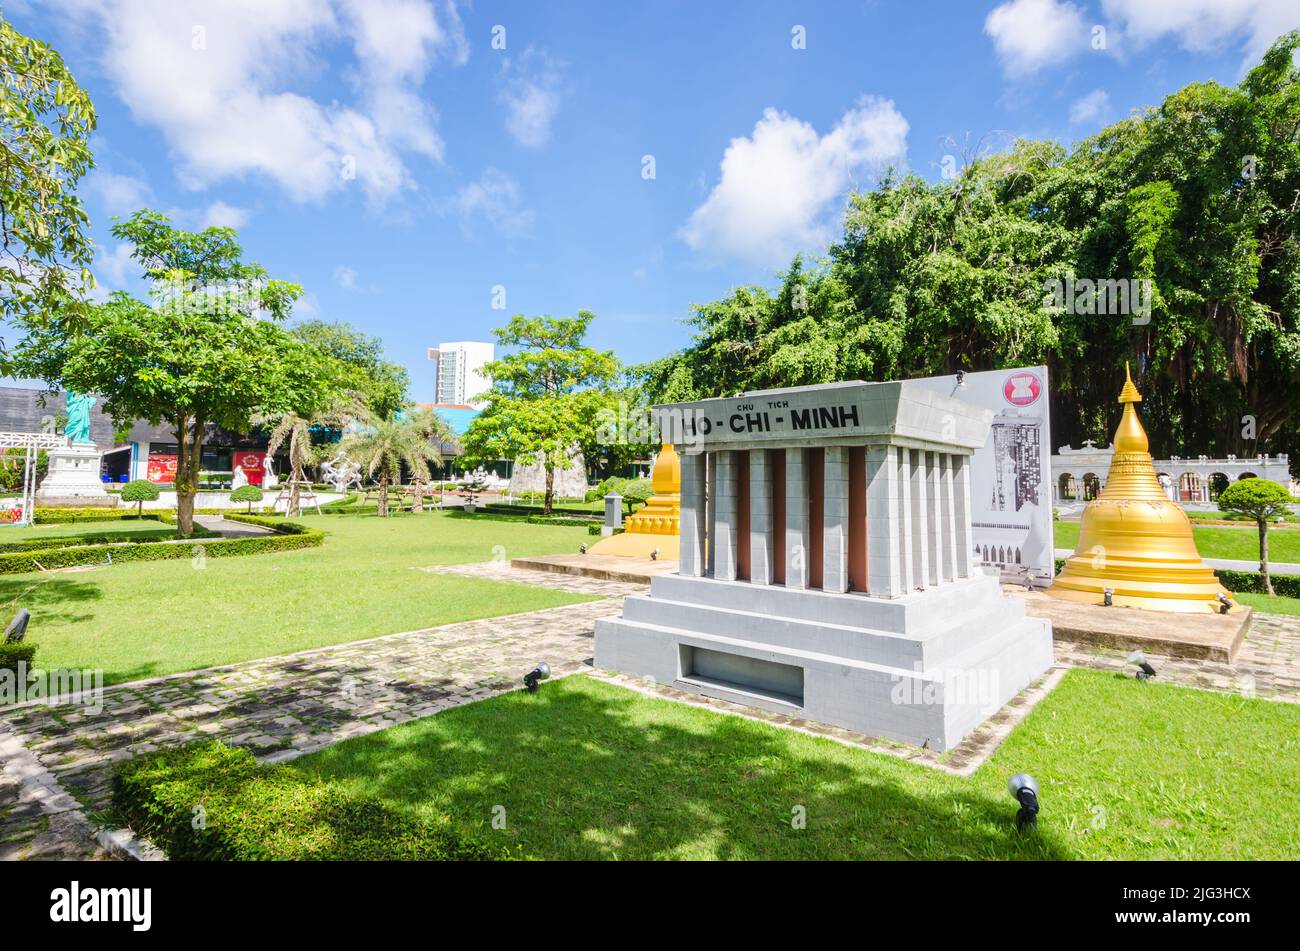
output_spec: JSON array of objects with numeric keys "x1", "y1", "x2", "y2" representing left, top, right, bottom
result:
[
  {"x1": 0, "y1": 642, "x2": 36, "y2": 675},
  {"x1": 113, "y1": 741, "x2": 508, "y2": 861},
  {"x1": 1218, "y1": 478, "x2": 1295, "y2": 595},
  {"x1": 229, "y1": 484, "x2": 264, "y2": 513},
  {"x1": 120, "y1": 479, "x2": 161, "y2": 515}
]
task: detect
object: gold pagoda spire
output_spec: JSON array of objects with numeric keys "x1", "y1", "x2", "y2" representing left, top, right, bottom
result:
[
  {"x1": 1049, "y1": 365, "x2": 1234, "y2": 613},
  {"x1": 588, "y1": 442, "x2": 681, "y2": 560}
]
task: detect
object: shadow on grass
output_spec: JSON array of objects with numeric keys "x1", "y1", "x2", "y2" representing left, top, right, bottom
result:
[
  {"x1": 0, "y1": 574, "x2": 103, "y2": 625},
  {"x1": 296, "y1": 679, "x2": 1075, "y2": 860}
]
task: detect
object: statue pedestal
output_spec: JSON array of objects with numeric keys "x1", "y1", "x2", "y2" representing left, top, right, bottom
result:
[{"x1": 35, "y1": 444, "x2": 115, "y2": 507}]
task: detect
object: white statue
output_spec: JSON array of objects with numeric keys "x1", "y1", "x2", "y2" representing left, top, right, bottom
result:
[
  {"x1": 231, "y1": 466, "x2": 248, "y2": 490},
  {"x1": 320, "y1": 451, "x2": 362, "y2": 493},
  {"x1": 263, "y1": 467, "x2": 280, "y2": 489}
]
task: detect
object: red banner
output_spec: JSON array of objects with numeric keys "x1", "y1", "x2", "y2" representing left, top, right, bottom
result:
[
  {"x1": 147, "y1": 454, "x2": 177, "y2": 484},
  {"x1": 232, "y1": 450, "x2": 267, "y2": 486}
]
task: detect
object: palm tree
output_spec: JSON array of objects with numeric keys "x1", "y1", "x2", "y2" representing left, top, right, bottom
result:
[
  {"x1": 257, "y1": 394, "x2": 368, "y2": 516},
  {"x1": 340, "y1": 415, "x2": 447, "y2": 517},
  {"x1": 404, "y1": 408, "x2": 459, "y2": 511}
]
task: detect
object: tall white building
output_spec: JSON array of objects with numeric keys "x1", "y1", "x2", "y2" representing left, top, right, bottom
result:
[{"x1": 427, "y1": 341, "x2": 494, "y2": 405}]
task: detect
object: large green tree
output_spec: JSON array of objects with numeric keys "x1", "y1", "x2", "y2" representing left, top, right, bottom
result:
[
  {"x1": 14, "y1": 211, "x2": 329, "y2": 534},
  {"x1": 645, "y1": 32, "x2": 1300, "y2": 470},
  {"x1": 461, "y1": 310, "x2": 619, "y2": 514},
  {"x1": 0, "y1": 14, "x2": 96, "y2": 360},
  {"x1": 290, "y1": 320, "x2": 410, "y2": 421}
]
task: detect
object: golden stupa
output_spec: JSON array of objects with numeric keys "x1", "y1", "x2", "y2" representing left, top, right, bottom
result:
[
  {"x1": 588, "y1": 442, "x2": 680, "y2": 560},
  {"x1": 1049, "y1": 365, "x2": 1233, "y2": 614}
]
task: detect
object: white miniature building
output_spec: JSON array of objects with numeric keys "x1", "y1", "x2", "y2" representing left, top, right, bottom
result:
[
  {"x1": 595, "y1": 381, "x2": 1054, "y2": 752},
  {"x1": 1053, "y1": 443, "x2": 1291, "y2": 503}
]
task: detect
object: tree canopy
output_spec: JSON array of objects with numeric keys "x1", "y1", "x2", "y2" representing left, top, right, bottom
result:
[
  {"x1": 291, "y1": 319, "x2": 410, "y2": 421},
  {"x1": 642, "y1": 32, "x2": 1300, "y2": 468},
  {"x1": 461, "y1": 311, "x2": 620, "y2": 514},
  {"x1": 14, "y1": 211, "x2": 329, "y2": 533},
  {"x1": 0, "y1": 13, "x2": 97, "y2": 361}
]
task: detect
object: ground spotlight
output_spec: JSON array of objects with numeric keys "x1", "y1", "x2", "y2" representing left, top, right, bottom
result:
[
  {"x1": 524, "y1": 662, "x2": 551, "y2": 693},
  {"x1": 1127, "y1": 649, "x2": 1157, "y2": 681},
  {"x1": 1103, "y1": 587, "x2": 1113, "y2": 606},
  {"x1": 650, "y1": 547, "x2": 660, "y2": 561},
  {"x1": 4, "y1": 608, "x2": 30, "y2": 643},
  {"x1": 579, "y1": 544, "x2": 587, "y2": 555},
  {"x1": 955, "y1": 370, "x2": 965, "y2": 386},
  {"x1": 1218, "y1": 592, "x2": 1232, "y2": 615},
  {"x1": 1008, "y1": 773, "x2": 1039, "y2": 830}
]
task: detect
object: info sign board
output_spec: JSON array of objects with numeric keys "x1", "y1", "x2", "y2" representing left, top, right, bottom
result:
[{"x1": 911, "y1": 367, "x2": 1054, "y2": 583}]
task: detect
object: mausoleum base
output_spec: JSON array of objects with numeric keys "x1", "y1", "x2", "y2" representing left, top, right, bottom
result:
[{"x1": 595, "y1": 569, "x2": 1053, "y2": 752}]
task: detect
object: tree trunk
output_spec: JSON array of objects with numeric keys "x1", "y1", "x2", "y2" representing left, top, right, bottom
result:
[
  {"x1": 378, "y1": 473, "x2": 389, "y2": 517},
  {"x1": 544, "y1": 463, "x2": 555, "y2": 516},
  {"x1": 1259, "y1": 519, "x2": 1273, "y2": 595},
  {"x1": 288, "y1": 462, "x2": 303, "y2": 517},
  {"x1": 173, "y1": 414, "x2": 201, "y2": 536}
]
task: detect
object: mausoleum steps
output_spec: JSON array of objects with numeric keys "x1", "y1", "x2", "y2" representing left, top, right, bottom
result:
[{"x1": 619, "y1": 589, "x2": 1026, "y2": 668}]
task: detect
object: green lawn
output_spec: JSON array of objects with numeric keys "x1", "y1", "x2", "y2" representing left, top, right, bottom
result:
[
  {"x1": 1235, "y1": 592, "x2": 1300, "y2": 616},
  {"x1": 293, "y1": 669, "x2": 1300, "y2": 860},
  {"x1": 3, "y1": 512, "x2": 595, "y2": 686},
  {"x1": 1054, "y1": 520, "x2": 1300, "y2": 563},
  {"x1": 0, "y1": 520, "x2": 177, "y2": 543}
]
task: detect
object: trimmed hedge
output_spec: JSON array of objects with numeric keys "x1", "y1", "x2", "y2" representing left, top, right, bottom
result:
[
  {"x1": 0, "y1": 642, "x2": 37, "y2": 675},
  {"x1": 34, "y1": 508, "x2": 168, "y2": 525},
  {"x1": 483, "y1": 502, "x2": 602, "y2": 520},
  {"x1": 0, "y1": 516, "x2": 323, "y2": 574},
  {"x1": 112, "y1": 740, "x2": 506, "y2": 861}
]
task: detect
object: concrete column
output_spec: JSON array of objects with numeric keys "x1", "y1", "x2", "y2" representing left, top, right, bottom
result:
[
  {"x1": 678, "y1": 450, "x2": 707, "y2": 577},
  {"x1": 822, "y1": 447, "x2": 850, "y2": 594},
  {"x1": 953, "y1": 453, "x2": 973, "y2": 579},
  {"x1": 711, "y1": 450, "x2": 739, "y2": 581},
  {"x1": 866, "y1": 445, "x2": 903, "y2": 598},
  {"x1": 705, "y1": 452, "x2": 716, "y2": 577},
  {"x1": 926, "y1": 451, "x2": 944, "y2": 585},
  {"x1": 785, "y1": 449, "x2": 810, "y2": 590},
  {"x1": 897, "y1": 447, "x2": 914, "y2": 592},
  {"x1": 909, "y1": 449, "x2": 930, "y2": 589},
  {"x1": 938, "y1": 453, "x2": 958, "y2": 583},
  {"x1": 749, "y1": 449, "x2": 774, "y2": 585}
]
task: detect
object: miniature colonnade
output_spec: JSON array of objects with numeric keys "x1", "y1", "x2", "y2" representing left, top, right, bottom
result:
[
  {"x1": 596, "y1": 380, "x2": 1054, "y2": 751},
  {"x1": 677, "y1": 438, "x2": 975, "y2": 599}
]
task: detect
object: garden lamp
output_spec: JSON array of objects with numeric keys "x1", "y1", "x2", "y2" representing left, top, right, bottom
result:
[
  {"x1": 524, "y1": 662, "x2": 550, "y2": 693},
  {"x1": 1008, "y1": 773, "x2": 1040, "y2": 830}
]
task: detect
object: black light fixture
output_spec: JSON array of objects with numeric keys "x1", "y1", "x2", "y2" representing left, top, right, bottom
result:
[
  {"x1": 579, "y1": 544, "x2": 587, "y2": 555},
  {"x1": 1008, "y1": 774, "x2": 1040, "y2": 830},
  {"x1": 524, "y1": 662, "x2": 551, "y2": 693},
  {"x1": 1218, "y1": 592, "x2": 1232, "y2": 615},
  {"x1": 1103, "y1": 587, "x2": 1113, "y2": 606},
  {"x1": 650, "y1": 547, "x2": 660, "y2": 561},
  {"x1": 1128, "y1": 649, "x2": 1156, "y2": 681},
  {"x1": 955, "y1": 370, "x2": 966, "y2": 386}
]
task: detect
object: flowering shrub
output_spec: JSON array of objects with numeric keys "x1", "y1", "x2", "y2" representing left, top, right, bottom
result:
[{"x1": 0, "y1": 506, "x2": 22, "y2": 524}]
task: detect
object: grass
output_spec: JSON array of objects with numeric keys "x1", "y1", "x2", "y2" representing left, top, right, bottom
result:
[
  {"x1": 1054, "y1": 520, "x2": 1300, "y2": 563},
  {"x1": 3, "y1": 511, "x2": 595, "y2": 686},
  {"x1": 0, "y1": 520, "x2": 175, "y2": 543},
  {"x1": 1235, "y1": 592, "x2": 1300, "y2": 616},
  {"x1": 293, "y1": 669, "x2": 1300, "y2": 860}
]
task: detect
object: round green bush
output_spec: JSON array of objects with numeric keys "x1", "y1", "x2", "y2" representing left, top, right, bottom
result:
[
  {"x1": 121, "y1": 478, "x2": 161, "y2": 514},
  {"x1": 230, "y1": 484, "x2": 265, "y2": 512}
]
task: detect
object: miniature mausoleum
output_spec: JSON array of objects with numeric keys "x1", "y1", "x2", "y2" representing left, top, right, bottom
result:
[{"x1": 594, "y1": 380, "x2": 1054, "y2": 751}]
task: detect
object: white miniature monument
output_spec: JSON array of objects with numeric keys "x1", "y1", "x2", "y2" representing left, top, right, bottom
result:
[
  {"x1": 35, "y1": 391, "x2": 112, "y2": 506},
  {"x1": 594, "y1": 380, "x2": 1054, "y2": 751},
  {"x1": 320, "y1": 451, "x2": 361, "y2": 493}
]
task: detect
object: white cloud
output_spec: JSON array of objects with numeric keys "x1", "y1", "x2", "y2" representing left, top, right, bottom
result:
[
  {"x1": 334, "y1": 265, "x2": 358, "y2": 289},
  {"x1": 58, "y1": 0, "x2": 466, "y2": 204},
  {"x1": 497, "y1": 48, "x2": 566, "y2": 148},
  {"x1": 680, "y1": 98, "x2": 909, "y2": 265},
  {"x1": 985, "y1": 0, "x2": 1090, "y2": 76},
  {"x1": 1069, "y1": 89, "x2": 1110, "y2": 125},
  {"x1": 202, "y1": 200, "x2": 249, "y2": 229},
  {"x1": 1101, "y1": 0, "x2": 1300, "y2": 64},
  {"x1": 450, "y1": 168, "x2": 534, "y2": 237},
  {"x1": 86, "y1": 170, "x2": 152, "y2": 215}
]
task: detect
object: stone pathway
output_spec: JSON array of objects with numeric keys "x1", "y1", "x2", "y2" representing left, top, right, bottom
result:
[
  {"x1": 193, "y1": 514, "x2": 275, "y2": 539},
  {"x1": 2, "y1": 560, "x2": 1298, "y2": 861}
]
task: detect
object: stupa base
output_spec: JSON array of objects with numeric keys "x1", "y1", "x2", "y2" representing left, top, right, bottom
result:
[
  {"x1": 1048, "y1": 558, "x2": 1235, "y2": 614},
  {"x1": 587, "y1": 531, "x2": 679, "y2": 560}
]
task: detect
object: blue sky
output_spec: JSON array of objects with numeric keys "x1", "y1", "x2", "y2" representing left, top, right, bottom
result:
[{"x1": 8, "y1": 0, "x2": 1299, "y2": 401}]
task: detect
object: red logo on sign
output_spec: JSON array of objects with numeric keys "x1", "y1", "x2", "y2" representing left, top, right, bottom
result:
[{"x1": 1003, "y1": 371, "x2": 1042, "y2": 407}]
